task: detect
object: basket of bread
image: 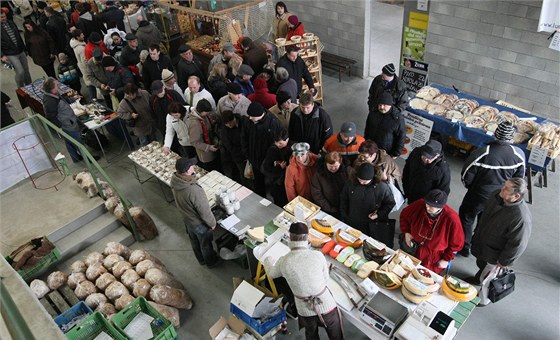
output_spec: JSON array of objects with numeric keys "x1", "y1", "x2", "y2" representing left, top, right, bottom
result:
[{"x1": 527, "y1": 122, "x2": 560, "y2": 158}]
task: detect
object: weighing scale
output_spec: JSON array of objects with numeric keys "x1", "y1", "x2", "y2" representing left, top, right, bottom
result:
[
  {"x1": 360, "y1": 292, "x2": 409, "y2": 337},
  {"x1": 394, "y1": 301, "x2": 457, "y2": 340}
]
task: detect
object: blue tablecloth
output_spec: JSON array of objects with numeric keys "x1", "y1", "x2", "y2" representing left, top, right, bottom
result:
[{"x1": 407, "y1": 83, "x2": 554, "y2": 172}]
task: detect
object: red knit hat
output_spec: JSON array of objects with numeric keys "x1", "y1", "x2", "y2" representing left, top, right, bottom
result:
[
  {"x1": 288, "y1": 15, "x2": 299, "y2": 26},
  {"x1": 253, "y1": 78, "x2": 267, "y2": 90}
]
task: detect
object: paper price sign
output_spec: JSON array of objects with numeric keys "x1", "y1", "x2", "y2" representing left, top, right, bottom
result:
[{"x1": 528, "y1": 145, "x2": 547, "y2": 168}]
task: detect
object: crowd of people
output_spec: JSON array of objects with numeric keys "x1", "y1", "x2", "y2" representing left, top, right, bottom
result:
[{"x1": 1, "y1": 2, "x2": 533, "y2": 338}]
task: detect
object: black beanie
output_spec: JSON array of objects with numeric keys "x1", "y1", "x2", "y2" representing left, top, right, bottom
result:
[
  {"x1": 196, "y1": 99, "x2": 212, "y2": 113},
  {"x1": 101, "y1": 56, "x2": 117, "y2": 67},
  {"x1": 357, "y1": 163, "x2": 375, "y2": 181},
  {"x1": 277, "y1": 91, "x2": 291, "y2": 106},
  {"x1": 382, "y1": 63, "x2": 396, "y2": 76},
  {"x1": 247, "y1": 102, "x2": 265, "y2": 117}
]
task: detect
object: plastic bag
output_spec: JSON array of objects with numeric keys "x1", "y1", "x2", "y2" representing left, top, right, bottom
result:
[
  {"x1": 103, "y1": 242, "x2": 131, "y2": 260},
  {"x1": 30, "y1": 280, "x2": 50, "y2": 298},
  {"x1": 149, "y1": 284, "x2": 193, "y2": 310},
  {"x1": 478, "y1": 264, "x2": 500, "y2": 306},
  {"x1": 244, "y1": 160, "x2": 254, "y2": 179},
  {"x1": 86, "y1": 262, "x2": 108, "y2": 281},
  {"x1": 47, "y1": 271, "x2": 68, "y2": 290},
  {"x1": 388, "y1": 181, "x2": 405, "y2": 213}
]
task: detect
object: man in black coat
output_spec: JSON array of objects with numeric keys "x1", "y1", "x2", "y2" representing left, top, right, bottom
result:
[
  {"x1": 176, "y1": 44, "x2": 207, "y2": 91},
  {"x1": 102, "y1": 56, "x2": 134, "y2": 102},
  {"x1": 77, "y1": 5, "x2": 103, "y2": 40},
  {"x1": 150, "y1": 80, "x2": 185, "y2": 136},
  {"x1": 367, "y1": 63, "x2": 409, "y2": 114},
  {"x1": 276, "y1": 44, "x2": 315, "y2": 95},
  {"x1": 142, "y1": 44, "x2": 174, "y2": 92},
  {"x1": 240, "y1": 37, "x2": 268, "y2": 78},
  {"x1": 96, "y1": 1, "x2": 125, "y2": 31},
  {"x1": 402, "y1": 140, "x2": 450, "y2": 203},
  {"x1": 241, "y1": 102, "x2": 284, "y2": 197},
  {"x1": 45, "y1": 7, "x2": 68, "y2": 54},
  {"x1": 119, "y1": 33, "x2": 146, "y2": 67},
  {"x1": 364, "y1": 92, "x2": 406, "y2": 158},
  {"x1": 0, "y1": 12, "x2": 32, "y2": 87},
  {"x1": 220, "y1": 110, "x2": 247, "y2": 184},
  {"x1": 288, "y1": 92, "x2": 333, "y2": 155}
]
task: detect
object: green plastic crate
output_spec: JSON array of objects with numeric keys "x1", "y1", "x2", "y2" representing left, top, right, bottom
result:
[
  {"x1": 65, "y1": 312, "x2": 127, "y2": 340},
  {"x1": 5, "y1": 248, "x2": 61, "y2": 281},
  {"x1": 112, "y1": 297, "x2": 177, "y2": 340}
]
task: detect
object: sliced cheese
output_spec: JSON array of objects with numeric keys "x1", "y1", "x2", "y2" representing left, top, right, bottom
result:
[
  {"x1": 357, "y1": 261, "x2": 379, "y2": 279},
  {"x1": 247, "y1": 226, "x2": 265, "y2": 242},
  {"x1": 392, "y1": 264, "x2": 407, "y2": 278}
]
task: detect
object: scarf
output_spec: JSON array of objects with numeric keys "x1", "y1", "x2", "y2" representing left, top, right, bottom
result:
[{"x1": 199, "y1": 116, "x2": 210, "y2": 144}]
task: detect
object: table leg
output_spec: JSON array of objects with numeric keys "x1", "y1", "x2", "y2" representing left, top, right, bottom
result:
[
  {"x1": 92, "y1": 129, "x2": 107, "y2": 160},
  {"x1": 338, "y1": 67, "x2": 342, "y2": 82},
  {"x1": 526, "y1": 168, "x2": 533, "y2": 204},
  {"x1": 132, "y1": 163, "x2": 154, "y2": 184},
  {"x1": 118, "y1": 118, "x2": 133, "y2": 151},
  {"x1": 156, "y1": 178, "x2": 175, "y2": 203}
]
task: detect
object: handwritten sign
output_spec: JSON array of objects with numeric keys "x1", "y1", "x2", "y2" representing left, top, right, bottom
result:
[
  {"x1": 528, "y1": 145, "x2": 548, "y2": 168},
  {"x1": 401, "y1": 66, "x2": 428, "y2": 93},
  {"x1": 401, "y1": 111, "x2": 434, "y2": 160}
]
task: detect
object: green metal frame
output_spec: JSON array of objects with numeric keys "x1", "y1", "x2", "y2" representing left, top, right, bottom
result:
[
  {"x1": 0, "y1": 277, "x2": 35, "y2": 340},
  {"x1": 1, "y1": 114, "x2": 142, "y2": 241}
]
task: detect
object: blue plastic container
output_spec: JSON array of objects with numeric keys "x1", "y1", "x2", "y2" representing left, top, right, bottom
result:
[
  {"x1": 230, "y1": 304, "x2": 286, "y2": 335},
  {"x1": 54, "y1": 301, "x2": 93, "y2": 333}
]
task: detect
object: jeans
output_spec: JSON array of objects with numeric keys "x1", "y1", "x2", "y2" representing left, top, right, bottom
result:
[
  {"x1": 64, "y1": 129, "x2": 85, "y2": 162},
  {"x1": 7, "y1": 52, "x2": 32, "y2": 87},
  {"x1": 185, "y1": 223, "x2": 219, "y2": 266}
]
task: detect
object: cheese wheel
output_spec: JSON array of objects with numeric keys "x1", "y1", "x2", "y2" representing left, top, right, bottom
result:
[
  {"x1": 372, "y1": 270, "x2": 402, "y2": 289},
  {"x1": 311, "y1": 219, "x2": 334, "y2": 236},
  {"x1": 412, "y1": 267, "x2": 435, "y2": 285}
]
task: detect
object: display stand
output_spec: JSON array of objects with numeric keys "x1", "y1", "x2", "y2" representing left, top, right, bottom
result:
[{"x1": 276, "y1": 36, "x2": 324, "y2": 104}]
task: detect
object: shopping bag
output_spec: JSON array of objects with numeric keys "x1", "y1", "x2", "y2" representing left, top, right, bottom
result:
[
  {"x1": 388, "y1": 181, "x2": 405, "y2": 213},
  {"x1": 478, "y1": 264, "x2": 500, "y2": 306},
  {"x1": 488, "y1": 268, "x2": 515, "y2": 303},
  {"x1": 244, "y1": 160, "x2": 254, "y2": 179}
]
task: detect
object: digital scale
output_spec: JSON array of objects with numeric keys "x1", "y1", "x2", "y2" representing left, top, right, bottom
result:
[
  {"x1": 360, "y1": 292, "x2": 409, "y2": 337},
  {"x1": 394, "y1": 301, "x2": 457, "y2": 340}
]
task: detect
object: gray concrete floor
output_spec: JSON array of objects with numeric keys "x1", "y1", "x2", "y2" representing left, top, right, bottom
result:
[{"x1": 1, "y1": 4, "x2": 559, "y2": 339}]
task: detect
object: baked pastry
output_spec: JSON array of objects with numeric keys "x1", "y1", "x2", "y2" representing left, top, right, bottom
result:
[
  {"x1": 472, "y1": 105, "x2": 499, "y2": 122},
  {"x1": 512, "y1": 132, "x2": 529, "y2": 144},
  {"x1": 416, "y1": 86, "x2": 440, "y2": 101},
  {"x1": 409, "y1": 98, "x2": 429, "y2": 110},
  {"x1": 426, "y1": 104, "x2": 447, "y2": 116},
  {"x1": 497, "y1": 111, "x2": 519, "y2": 125},
  {"x1": 453, "y1": 98, "x2": 479, "y2": 115},
  {"x1": 445, "y1": 110, "x2": 464, "y2": 121},
  {"x1": 516, "y1": 120, "x2": 539, "y2": 134},
  {"x1": 463, "y1": 115, "x2": 486, "y2": 129},
  {"x1": 432, "y1": 94, "x2": 458, "y2": 108}
]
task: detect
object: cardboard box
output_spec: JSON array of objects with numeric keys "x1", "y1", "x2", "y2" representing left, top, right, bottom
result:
[
  {"x1": 209, "y1": 315, "x2": 246, "y2": 340},
  {"x1": 229, "y1": 280, "x2": 286, "y2": 335}
]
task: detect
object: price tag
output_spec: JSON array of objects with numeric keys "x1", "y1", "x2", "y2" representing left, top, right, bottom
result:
[
  {"x1": 466, "y1": 124, "x2": 474, "y2": 128},
  {"x1": 528, "y1": 145, "x2": 547, "y2": 168},
  {"x1": 451, "y1": 119, "x2": 458, "y2": 123},
  {"x1": 486, "y1": 131, "x2": 494, "y2": 136},
  {"x1": 427, "y1": 111, "x2": 434, "y2": 115}
]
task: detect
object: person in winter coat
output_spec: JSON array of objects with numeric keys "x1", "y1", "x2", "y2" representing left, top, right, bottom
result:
[
  {"x1": 217, "y1": 83, "x2": 251, "y2": 116},
  {"x1": 272, "y1": 1, "x2": 292, "y2": 41},
  {"x1": 403, "y1": 140, "x2": 450, "y2": 203},
  {"x1": 322, "y1": 121, "x2": 365, "y2": 165},
  {"x1": 311, "y1": 151, "x2": 348, "y2": 217},
  {"x1": 151, "y1": 80, "x2": 185, "y2": 138},
  {"x1": 77, "y1": 7, "x2": 103, "y2": 42},
  {"x1": 242, "y1": 102, "x2": 284, "y2": 197},
  {"x1": 12, "y1": 0, "x2": 33, "y2": 20},
  {"x1": 119, "y1": 33, "x2": 146, "y2": 67},
  {"x1": 96, "y1": 1, "x2": 125, "y2": 31},
  {"x1": 275, "y1": 67, "x2": 298, "y2": 102},
  {"x1": 1, "y1": 12, "x2": 32, "y2": 87},
  {"x1": 117, "y1": 83, "x2": 155, "y2": 146},
  {"x1": 161, "y1": 69, "x2": 187, "y2": 101},
  {"x1": 364, "y1": 92, "x2": 406, "y2": 158},
  {"x1": 469, "y1": 178, "x2": 532, "y2": 285},
  {"x1": 367, "y1": 63, "x2": 409, "y2": 114},
  {"x1": 103, "y1": 22, "x2": 127, "y2": 50},
  {"x1": 269, "y1": 91, "x2": 297, "y2": 128},
  {"x1": 171, "y1": 157, "x2": 221, "y2": 268},
  {"x1": 220, "y1": 110, "x2": 247, "y2": 184},
  {"x1": 41, "y1": 77, "x2": 86, "y2": 162},
  {"x1": 207, "y1": 63, "x2": 230, "y2": 104},
  {"x1": 285, "y1": 142, "x2": 318, "y2": 202},
  {"x1": 1, "y1": 92, "x2": 15, "y2": 128},
  {"x1": 57, "y1": 53, "x2": 81, "y2": 93},
  {"x1": 286, "y1": 15, "x2": 305, "y2": 40},
  {"x1": 349, "y1": 139, "x2": 401, "y2": 186},
  {"x1": 36, "y1": 1, "x2": 49, "y2": 29},
  {"x1": 163, "y1": 101, "x2": 196, "y2": 158},
  {"x1": 233, "y1": 64, "x2": 255, "y2": 97},
  {"x1": 208, "y1": 42, "x2": 242, "y2": 82},
  {"x1": 240, "y1": 37, "x2": 268, "y2": 78},
  {"x1": 276, "y1": 45, "x2": 315, "y2": 95},
  {"x1": 188, "y1": 99, "x2": 220, "y2": 171},
  {"x1": 23, "y1": 20, "x2": 56, "y2": 77},
  {"x1": 248, "y1": 78, "x2": 277, "y2": 109},
  {"x1": 176, "y1": 44, "x2": 207, "y2": 91},
  {"x1": 183, "y1": 75, "x2": 216, "y2": 112},
  {"x1": 70, "y1": 29, "x2": 88, "y2": 77},
  {"x1": 102, "y1": 56, "x2": 134, "y2": 104},
  {"x1": 108, "y1": 32, "x2": 126, "y2": 60},
  {"x1": 262, "y1": 128, "x2": 292, "y2": 206},
  {"x1": 458, "y1": 121, "x2": 526, "y2": 257},
  {"x1": 84, "y1": 32, "x2": 109, "y2": 61},
  {"x1": 288, "y1": 92, "x2": 333, "y2": 155},
  {"x1": 135, "y1": 16, "x2": 163, "y2": 51},
  {"x1": 45, "y1": 7, "x2": 68, "y2": 54},
  {"x1": 340, "y1": 163, "x2": 396, "y2": 236},
  {"x1": 400, "y1": 190, "x2": 464, "y2": 274},
  {"x1": 84, "y1": 48, "x2": 111, "y2": 104},
  {"x1": 142, "y1": 44, "x2": 173, "y2": 92}
]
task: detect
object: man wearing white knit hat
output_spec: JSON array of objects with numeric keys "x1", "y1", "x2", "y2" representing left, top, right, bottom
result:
[
  {"x1": 264, "y1": 222, "x2": 343, "y2": 340},
  {"x1": 458, "y1": 120, "x2": 526, "y2": 257}
]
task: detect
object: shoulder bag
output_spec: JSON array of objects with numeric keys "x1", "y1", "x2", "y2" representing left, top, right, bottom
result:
[{"x1": 124, "y1": 98, "x2": 138, "y2": 127}]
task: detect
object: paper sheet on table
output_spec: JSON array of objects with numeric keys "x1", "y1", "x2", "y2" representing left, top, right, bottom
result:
[
  {"x1": 327, "y1": 277, "x2": 354, "y2": 312},
  {"x1": 252, "y1": 296, "x2": 282, "y2": 318},
  {"x1": 236, "y1": 186, "x2": 253, "y2": 201},
  {"x1": 258, "y1": 240, "x2": 290, "y2": 265},
  {"x1": 123, "y1": 312, "x2": 154, "y2": 340},
  {"x1": 259, "y1": 198, "x2": 272, "y2": 206},
  {"x1": 220, "y1": 214, "x2": 240, "y2": 232},
  {"x1": 93, "y1": 332, "x2": 113, "y2": 340}
]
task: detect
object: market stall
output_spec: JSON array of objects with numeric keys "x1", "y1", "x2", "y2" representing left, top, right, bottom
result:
[{"x1": 16, "y1": 79, "x2": 75, "y2": 116}]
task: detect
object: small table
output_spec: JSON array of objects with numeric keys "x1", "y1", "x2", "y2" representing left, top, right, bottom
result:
[{"x1": 82, "y1": 114, "x2": 133, "y2": 162}]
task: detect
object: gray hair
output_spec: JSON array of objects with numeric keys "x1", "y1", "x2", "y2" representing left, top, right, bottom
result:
[
  {"x1": 508, "y1": 177, "x2": 528, "y2": 198},
  {"x1": 276, "y1": 67, "x2": 289, "y2": 82},
  {"x1": 42, "y1": 77, "x2": 58, "y2": 93},
  {"x1": 289, "y1": 233, "x2": 308, "y2": 242}
]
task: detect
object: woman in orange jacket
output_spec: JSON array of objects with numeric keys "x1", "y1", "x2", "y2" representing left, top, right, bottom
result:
[{"x1": 285, "y1": 142, "x2": 318, "y2": 201}]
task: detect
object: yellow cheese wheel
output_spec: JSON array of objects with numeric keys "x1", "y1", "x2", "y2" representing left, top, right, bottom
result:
[
  {"x1": 335, "y1": 229, "x2": 363, "y2": 248},
  {"x1": 372, "y1": 270, "x2": 402, "y2": 290},
  {"x1": 311, "y1": 219, "x2": 334, "y2": 236},
  {"x1": 412, "y1": 267, "x2": 435, "y2": 285},
  {"x1": 441, "y1": 276, "x2": 478, "y2": 302}
]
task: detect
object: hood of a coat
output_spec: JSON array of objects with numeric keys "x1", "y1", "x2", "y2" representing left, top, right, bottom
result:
[
  {"x1": 137, "y1": 23, "x2": 154, "y2": 33},
  {"x1": 70, "y1": 38, "x2": 86, "y2": 48},
  {"x1": 170, "y1": 173, "x2": 197, "y2": 191},
  {"x1": 80, "y1": 11, "x2": 93, "y2": 21}
]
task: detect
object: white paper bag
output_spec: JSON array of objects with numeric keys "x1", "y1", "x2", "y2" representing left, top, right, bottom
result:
[
  {"x1": 389, "y1": 181, "x2": 405, "y2": 213},
  {"x1": 478, "y1": 264, "x2": 500, "y2": 306}
]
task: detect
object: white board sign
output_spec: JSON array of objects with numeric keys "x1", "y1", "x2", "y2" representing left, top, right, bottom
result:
[
  {"x1": 401, "y1": 111, "x2": 434, "y2": 159},
  {"x1": 528, "y1": 145, "x2": 548, "y2": 168}
]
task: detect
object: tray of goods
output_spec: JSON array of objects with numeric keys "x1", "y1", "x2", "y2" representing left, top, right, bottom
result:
[
  {"x1": 272, "y1": 211, "x2": 298, "y2": 230},
  {"x1": 472, "y1": 105, "x2": 499, "y2": 122},
  {"x1": 415, "y1": 86, "x2": 440, "y2": 101},
  {"x1": 284, "y1": 196, "x2": 320, "y2": 221},
  {"x1": 527, "y1": 122, "x2": 560, "y2": 158},
  {"x1": 452, "y1": 98, "x2": 479, "y2": 115},
  {"x1": 432, "y1": 93, "x2": 458, "y2": 108},
  {"x1": 445, "y1": 110, "x2": 464, "y2": 121},
  {"x1": 409, "y1": 98, "x2": 429, "y2": 110},
  {"x1": 372, "y1": 250, "x2": 421, "y2": 290},
  {"x1": 463, "y1": 115, "x2": 487, "y2": 129},
  {"x1": 496, "y1": 111, "x2": 519, "y2": 125},
  {"x1": 425, "y1": 103, "x2": 447, "y2": 116},
  {"x1": 516, "y1": 120, "x2": 540, "y2": 134}
]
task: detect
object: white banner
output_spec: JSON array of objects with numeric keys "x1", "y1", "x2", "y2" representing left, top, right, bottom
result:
[
  {"x1": 401, "y1": 111, "x2": 434, "y2": 160},
  {"x1": 538, "y1": 0, "x2": 560, "y2": 32}
]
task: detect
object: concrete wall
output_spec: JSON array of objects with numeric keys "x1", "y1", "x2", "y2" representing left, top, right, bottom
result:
[
  {"x1": 425, "y1": 0, "x2": 559, "y2": 119},
  {"x1": 285, "y1": 0, "x2": 367, "y2": 77}
]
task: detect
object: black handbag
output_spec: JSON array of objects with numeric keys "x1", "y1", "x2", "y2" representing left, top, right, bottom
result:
[
  {"x1": 368, "y1": 219, "x2": 396, "y2": 249},
  {"x1": 124, "y1": 99, "x2": 138, "y2": 127},
  {"x1": 488, "y1": 268, "x2": 515, "y2": 303},
  {"x1": 398, "y1": 233, "x2": 420, "y2": 255}
]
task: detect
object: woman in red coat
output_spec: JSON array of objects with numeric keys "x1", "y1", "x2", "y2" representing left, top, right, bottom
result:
[
  {"x1": 285, "y1": 142, "x2": 318, "y2": 202},
  {"x1": 286, "y1": 15, "x2": 305, "y2": 40},
  {"x1": 247, "y1": 78, "x2": 277, "y2": 109},
  {"x1": 400, "y1": 190, "x2": 464, "y2": 274}
]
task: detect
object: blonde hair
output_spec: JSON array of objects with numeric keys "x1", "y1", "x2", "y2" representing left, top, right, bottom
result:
[{"x1": 325, "y1": 151, "x2": 341, "y2": 164}]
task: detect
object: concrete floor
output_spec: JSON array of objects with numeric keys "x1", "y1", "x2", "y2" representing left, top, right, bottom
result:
[{"x1": 1, "y1": 3, "x2": 559, "y2": 339}]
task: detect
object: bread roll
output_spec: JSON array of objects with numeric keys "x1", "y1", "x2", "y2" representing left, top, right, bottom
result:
[
  {"x1": 148, "y1": 301, "x2": 180, "y2": 327},
  {"x1": 86, "y1": 262, "x2": 107, "y2": 281},
  {"x1": 47, "y1": 271, "x2": 68, "y2": 290},
  {"x1": 96, "y1": 302, "x2": 117, "y2": 317},
  {"x1": 115, "y1": 294, "x2": 135, "y2": 310},
  {"x1": 85, "y1": 293, "x2": 108, "y2": 309},
  {"x1": 128, "y1": 249, "x2": 162, "y2": 266},
  {"x1": 121, "y1": 269, "x2": 140, "y2": 290},
  {"x1": 105, "y1": 281, "x2": 129, "y2": 301},
  {"x1": 135, "y1": 259, "x2": 167, "y2": 277},
  {"x1": 132, "y1": 279, "x2": 152, "y2": 298},
  {"x1": 103, "y1": 242, "x2": 131, "y2": 260},
  {"x1": 70, "y1": 260, "x2": 87, "y2": 273},
  {"x1": 67, "y1": 272, "x2": 87, "y2": 289},
  {"x1": 145, "y1": 268, "x2": 184, "y2": 290},
  {"x1": 112, "y1": 261, "x2": 132, "y2": 279},
  {"x1": 149, "y1": 284, "x2": 193, "y2": 310},
  {"x1": 30, "y1": 279, "x2": 50, "y2": 298},
  {"x1": 84, "y1": 252, "x2": 105, "y2": 267},
  {"x1": 95, "y1": 273, "x2": 116, "y2": 291},
  {"x1": 103, "y1": 254, "x2": 124, "y2": 270},
  {"x1": 75, "y1": 281, "x2": 97, "y2": 299}
]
